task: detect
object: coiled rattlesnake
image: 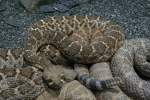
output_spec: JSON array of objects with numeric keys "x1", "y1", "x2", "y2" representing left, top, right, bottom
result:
[
  {"x1": 0, "y1": 16, "x2": 125, "y2": 99},
  {"x1": 29, "y1": 16, "x2": 125, "y2": 89}
]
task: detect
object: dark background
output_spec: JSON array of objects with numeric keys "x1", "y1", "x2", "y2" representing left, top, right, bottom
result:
[{"x1": 0, "y1": 0, "x2": 150, "y2": 48}]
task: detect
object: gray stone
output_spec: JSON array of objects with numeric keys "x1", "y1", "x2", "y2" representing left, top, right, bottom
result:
[{"x1": 20, "y1": 0, "x2": 42, "y2": 11}]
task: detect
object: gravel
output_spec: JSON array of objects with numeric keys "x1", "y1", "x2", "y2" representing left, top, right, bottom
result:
[{"x1": 0, "y1": 0, "x2": 150, "y2": 48}]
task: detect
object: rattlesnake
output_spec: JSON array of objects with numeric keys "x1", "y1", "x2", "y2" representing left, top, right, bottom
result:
[
  {"x1": 28, "y1": 15, "x2": 125, "y2": 89},
  {"x1": 0, "y1": 49, "x2": 44, "y2": 100},
  {"x1": 111, "y1": 38, "x2": 150, "y2": 100},
  {"x1": 28, "y1": 15, "x2": 125, "y2": 97},
  {"x1": 0, "y1": 16, "x2": 125, "y2": 99},
  {"x1": 0, "y1": 66, "x2": 44, "y2": 100},
  {"x1": 0, "y1": 48, "x2": 77, "y2": 99}
]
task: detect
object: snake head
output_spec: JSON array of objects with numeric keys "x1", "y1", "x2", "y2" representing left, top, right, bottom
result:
[{"x1": 43, "y1": 64, "x2": 77, "y2": 89}]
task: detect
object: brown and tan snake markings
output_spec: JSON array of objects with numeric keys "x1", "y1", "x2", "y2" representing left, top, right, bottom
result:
[
  {"x1": 1, "y1": 15, "x2": 143, "y2": 100},
  {"x1": 0, "y1": 49, "x2": 44, "y2": 100},
  {"x1": 28, "y1": 16, "x2": 125, "y2": 64},
  {"x1": 27, "y1": 15, "x2": 125, "y2": 95}
]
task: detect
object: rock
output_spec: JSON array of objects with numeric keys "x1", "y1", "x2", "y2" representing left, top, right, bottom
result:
[
  {"x1": 38, "y1": 5, "x2": 56, "y2": 13},
  {"x1": 53, "y1": 4, "x2": 70, "y2": 12},
  {"x1": 20, "y1": 0, "x2": 56, "y2": 11},
  {"x1": 58, "y1": 80, "x2": 96, "y2": 100},
  {"x1": 20, "y1": 0, "x2": 42, "y2": 11},
  {"x1": 38, "y1": 0, "x2": 90, "y2": 13},
  {"x1": 38, "y1": 0, "x2": 71, "y2": 13}
]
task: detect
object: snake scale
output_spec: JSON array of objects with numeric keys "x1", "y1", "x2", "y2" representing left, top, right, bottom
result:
[
  {"x1": 90, "y1": 63, "x2": 131, "y2": 100},
  {"x1": 28, "y1": 16, "x2": 124, "y2": 64},
  {"x1": 0, "y1": 49, "x2": 44, "y2": 100},
  {"x1": 0, "y1": 16, "x2": 132, "y2": 99},
  {"x1": 111, "y1": 38, "x2": 150, "y2": 100}
]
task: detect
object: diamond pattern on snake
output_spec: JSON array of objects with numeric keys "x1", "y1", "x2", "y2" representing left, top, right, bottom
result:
[{"x1": 0, "y1": 16, "x2": 126, "y2": 100}]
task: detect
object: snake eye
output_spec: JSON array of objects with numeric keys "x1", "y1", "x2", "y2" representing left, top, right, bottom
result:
[{"x1": 47, "y1": 79, "x2": 54, "y2": 86}]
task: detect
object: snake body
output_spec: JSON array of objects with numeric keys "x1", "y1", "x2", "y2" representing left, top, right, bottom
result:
[
  {"x1": 90, "y1": 63, "x2": 131, "y2": 100},
  {"x1": 0, "y1": 67, "x2": 44, "y2": 100},
  {"x1": 29, "y1": 16, "x2": 124, "y2": 64},
  {"x1": 28, "y1": 15, "x2": 126, "y2": 99},
  {"x1": 29, "y1": 16, "x2": 125, "y2": 91},
  {"x1": 59, "y1": 80, "x2": 96, "y2": 100},
  {"x1": 74, "y1": 64, "x2": 122, "y2": 91},
  {"x1": 25, "y1": 16, "x2": 124, "y2": 93},
  {"x1": 0, "y1": 49, "x2": 44, "y2": 100},
  {"x1": 0, "y1": 16, "x2": 125, "y2": 99},
  {"x1": 111, "y1": 38, "x2": 150, "y2": 100}
]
